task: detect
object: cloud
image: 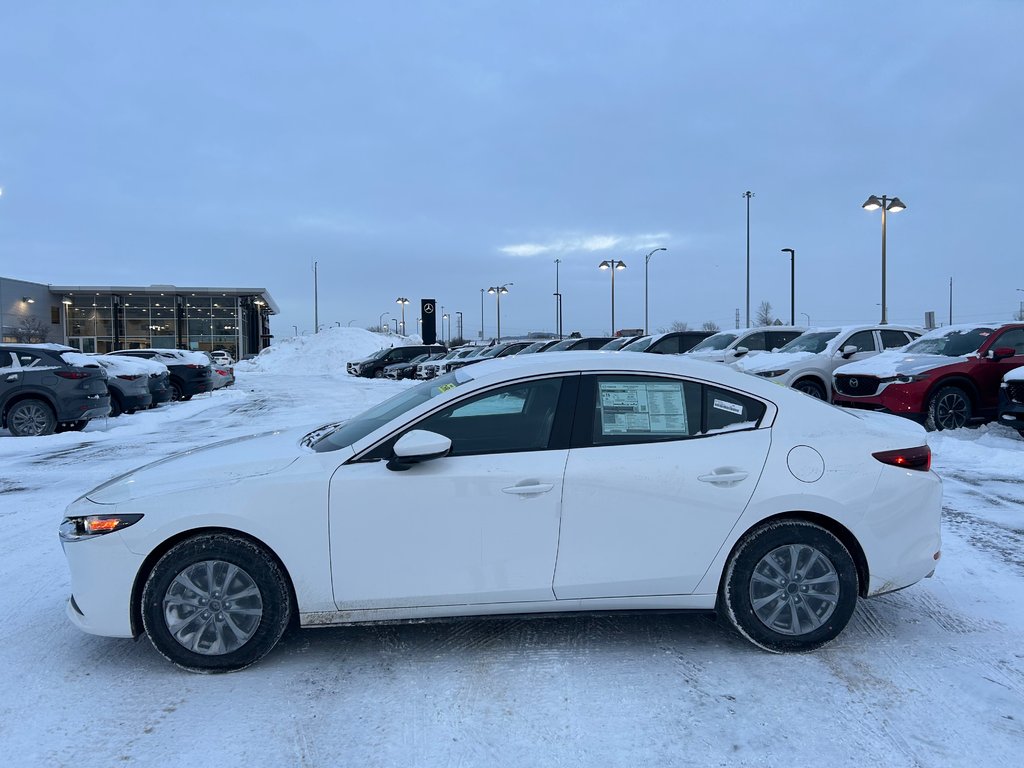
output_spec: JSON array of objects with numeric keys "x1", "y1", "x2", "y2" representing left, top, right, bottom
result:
[{"x1": 499, "y1": 232, "x2": 669, "y2": 258}]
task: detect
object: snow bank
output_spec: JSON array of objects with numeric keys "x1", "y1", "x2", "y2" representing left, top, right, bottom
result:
[{"x1": 236, "y1": 327, "x2": 411, "y2": 375}]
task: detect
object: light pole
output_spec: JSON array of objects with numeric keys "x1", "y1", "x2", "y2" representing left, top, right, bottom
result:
[
  {"x1": 743, "y1": 191, "x2": 754, "y2": 326},
  {"x1": 1017, "y1": 288, "x2": 1024, "y2": 321},
  {"x1": 554, "y1": 258, "x2": 562, "y2": 339},
  {"x1": 455, "y1": 311, "x2": 463, "y2": 342},
  {"x1": 780, "y1": 248, "x2": 795, "y2": 326},
  {"x1": 395, "y1": 297, "x2": 410, "y2": 335},
  {"x1": 644, "y1": 247, "x2": 667, "y2": 335},
  {"x1": 598, "y1": 260, "x2": 627, "y2": 336},
  {"x1": 862, "y1": 194, "x2": 907, "y2": 325},
  {"x1": 292, "y1": 325, "x2": 298, "y2": 336},
  {"x1": 487, "y1": 284, "x2": 512, "y2": 342},
  {"x1": 801, "y1": 312, "x2": 810, "y2": 326},
  {"x1": 313, "y1": 260, "x2": 319, "y2": 334},
  {"x1": 442, "y1": 313, "x2": 450, "y2": 345},
  {"x1": 479, "y1": 288, "x2": 485, "y2": 340},
  {"x1": 378, "y1": 311, "x2": 389, "y2": 333},
  {"x1": 392, "y1": 318, "x2": 399, "y2": 334}
]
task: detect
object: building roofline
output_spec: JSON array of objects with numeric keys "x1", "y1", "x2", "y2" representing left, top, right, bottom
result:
[{"x1": 46, "y1": 285, "x2": 279, "y2": 314}]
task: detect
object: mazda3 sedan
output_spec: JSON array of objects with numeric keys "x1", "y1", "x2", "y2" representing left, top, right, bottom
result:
[{"x1": 60, "y1": 352, "x2": 942, "y2": 672}]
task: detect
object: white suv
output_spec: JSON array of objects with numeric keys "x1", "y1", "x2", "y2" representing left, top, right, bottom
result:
[
  {"x1": 733, "y1": 324, "x2": 921, "y2": 400},
  {"x1": 685, "y1": 326, "x2": 807, "y2": 364}
]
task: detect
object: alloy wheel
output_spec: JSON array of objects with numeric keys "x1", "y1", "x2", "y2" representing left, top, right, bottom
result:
[
  {"x1": 935, "y1": 391, "x2": 968, "y2": 430},
  {"x1": 749, "y1": 544, "x2": 840, "y2": 636},
  {"x1": 163, "y1": 560, "x2": 264, "y2": 655}
]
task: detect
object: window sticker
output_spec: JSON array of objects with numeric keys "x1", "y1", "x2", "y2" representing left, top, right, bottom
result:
[
  {"x1": 598, "y1": 381, "x2": 687, "y2": 435},
  {"x1": 713, "y1": 398, "x2": 744, "y2": 415},
  {"x1": 437, "y1": 382, "x2": 457, "y2": 393}
]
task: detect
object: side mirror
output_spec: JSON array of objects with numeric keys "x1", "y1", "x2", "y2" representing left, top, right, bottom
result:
[
  {"x1": 387, "y1": 430, "x2": 452, "y2": 472},
  {"x1": 988, "y1": 346, "x2": 1016, "y2": 361},
  {"x1": 733, "y1": 346, "x2": 749, "y2": 357},
  {"x1": 841, "y1": 344, "x2": 859, "y2": 358}
]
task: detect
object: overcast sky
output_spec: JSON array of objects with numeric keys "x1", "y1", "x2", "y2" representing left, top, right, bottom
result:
[{"x1": 1, "y1": 1, "x2": 1021, "y2": 340}]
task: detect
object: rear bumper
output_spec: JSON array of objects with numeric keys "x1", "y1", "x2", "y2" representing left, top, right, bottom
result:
[
  {"x1": 121, "y1": 392, "x2": 153, "y2": 411},
  {"x1": 57, "y1": 394, "x2": 111, "y2": 422}
]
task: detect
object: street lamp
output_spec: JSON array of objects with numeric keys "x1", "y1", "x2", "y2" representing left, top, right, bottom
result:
[
  {"x1": 395, "y1": 297, "x2": 410, "y2": 335},
  {"x1": 455, "y1": 311, "x2": 463, "y2": 342},
  {"x1": 801, "y1": 312, "x2": 811, "y2": 326},
  {"x1": 392, "y1": 318, "x2": 399, "y2": 334},
  {"x1": 554, "y1": 258, "x2": 562, "y2": 339},
  {"x1": 743, "y1": 191, "x2": 754, "y2": 327},
  {"x1": 487, "y1": 284, "x2": 512, "y2": 342},
  {"x1": 644, "y1": 247, "x2": 667, "y2": 335},
  {"x1": 378, "y1": 311, "x2": 389, "y2": 333},
  {"x1": 1017, "y1": 288, "x2": 1024, "y2": 321},
  {"x1": 780, "y1": 248, "x2": 795, "y2": 326},
  {"x1": 442, "y1": 313, "x2": 450, "y2": 345},
  {"x1": 313, "y1": 261, "x2": 319, "y2": 334},
  {"x1": 862, "y1": 194, "x2": 907, "y2": 325},
  {"x1": 598, "y1": 260, "x2": 627, "y2": 336}
]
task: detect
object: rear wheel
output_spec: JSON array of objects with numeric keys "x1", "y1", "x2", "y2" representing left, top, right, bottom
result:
[
  {"x1": 170, "y1": 382, "x2": 183, "y2": 401},
  {"x1": 925, "y1": 386, "x2": 971, "y2": 431},
  {"x1": 109, "y1": 392, "x2": 123, "y2": 418},
  {"x1": 7, "y1": 399, "x2": 57, "y2": 437},
  {"x1": 141, "y1": 533, "x2": 292, "y2": 673},
  {"x1": 793, "y1": 378, "x2": 827, "y2": 400},
  {"x1": 719, "y1": 520, "x2": 858, "y2": 652}
]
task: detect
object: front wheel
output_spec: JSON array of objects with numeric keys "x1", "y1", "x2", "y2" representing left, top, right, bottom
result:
[
  {"x1": 719, "y1": 520, "x2": 859, "y2": 652},
  {"x1": 793, "y1": 378, "x2": 827, "y2": 400},
  {"x1": 141, "y1": 533, "x2": 292, "y2": 673},
  {"x1": 925, "y1": 386, "x2": 971, "y2": 431},
  {"x1": 373, "y1": 369, "x2": 384, "y2": 379}
]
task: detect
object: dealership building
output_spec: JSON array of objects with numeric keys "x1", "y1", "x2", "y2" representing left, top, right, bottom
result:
[{"x1": 0, "y1": 276, "x2": 277, "y2": 359}]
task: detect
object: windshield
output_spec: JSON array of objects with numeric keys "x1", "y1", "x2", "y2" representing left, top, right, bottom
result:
[
  {"x1": 312, "y1": 372, "x2": 464, "y2": 452},
  {"x1": 620, "y1": 335, "x2": 653, "y2": 352},
  {"x1": 545, "y1": 339, "x2": 579, "y2": 351},
  {"x1": 904, "y1": 327, "x2": 993, "y2": 357},
  {"x1": 517, "y1": 341, "x2": 546, "y2": 354},
  {"x1": 600, "y1": 337, "x2": 634, "y2": 351},
  {"x1": 778, "y1": 331, "x2": 839, "y2": 354},
  {"x1": 689, "y1": 333, "x2": 738, "y2": 352}
]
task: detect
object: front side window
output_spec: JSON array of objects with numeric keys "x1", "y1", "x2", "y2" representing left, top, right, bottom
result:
[
  {"x1": 767, "y1": 331, "x2": 802, "y2": 349},
  {"x1": 739, "y1": 332, "x2": 767, "y2": 351},
  {"x1": 649, "y1": 335, "x2": 682, "y2": 354},
  {"x1": 843, "y1": 331, "x2": 877, "y2": 354},
  {"x1": 993, "y1": 328, "x2": 1024, "y2": 354}
]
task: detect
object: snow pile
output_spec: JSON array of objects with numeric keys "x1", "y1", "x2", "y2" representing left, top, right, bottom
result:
[{"x1": 236, "y1": 327, "x2": 411, "y2": 375}]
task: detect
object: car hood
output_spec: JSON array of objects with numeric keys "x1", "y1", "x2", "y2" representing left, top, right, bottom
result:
[
  {"x1": 834, "y1": 351, "x2": 967, "y2": 378},
  {"x1": 733, "y1": 351, "x2": 817, "y2": 373},
  {"x1": 84, "y1": 428, "x2": 307, "y2": 505}
]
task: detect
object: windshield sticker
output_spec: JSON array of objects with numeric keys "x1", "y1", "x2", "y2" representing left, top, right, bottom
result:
[
  {"x1": 598, "y1": 381, "x2": 687, "y2": 435},
  {"x1": 437, "y1": 382, "x2": 457, "y2": 393},
  {"x1": 713, "y1": 398, "x2": 744, "y2": 415}
]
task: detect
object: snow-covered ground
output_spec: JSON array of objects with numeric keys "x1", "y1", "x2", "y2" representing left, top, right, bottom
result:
[{"x1": 1, "y1": 331, "x2": 1022, "y2": 766}]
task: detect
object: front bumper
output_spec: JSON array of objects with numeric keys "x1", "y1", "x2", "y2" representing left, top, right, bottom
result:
[
  {"x1": 997, "y1": 390, "x2": 1024, "y2": 430},
  {"x1": 832, "y1": 380, "x2": 930, "y2": 420},
  {"x1": 61, "y1": 525, "x2": 144, "y2": 638}
]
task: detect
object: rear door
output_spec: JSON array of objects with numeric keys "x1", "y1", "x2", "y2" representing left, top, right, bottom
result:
[{"x1": 553, "y1": 374, "x2": 772, "y2": 599}]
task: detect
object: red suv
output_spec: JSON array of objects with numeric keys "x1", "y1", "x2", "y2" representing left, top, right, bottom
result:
[{"x1": 832, "y1": 322, "x2": 1024, "y2": 430}]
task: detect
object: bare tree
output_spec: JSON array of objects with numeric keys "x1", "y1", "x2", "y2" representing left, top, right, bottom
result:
[
  {"x1": 755, "y1": 301, "x2": 774, "y2": 327},
  {"x1": 701, "y1": 320, "x2": 720, "y2": 332},
  {"x1": 13, "y1": 317, "x2": 52, "y2": 344},
  {"x1": 663, "y1": 320, "x2": 689, "y2": 332}
]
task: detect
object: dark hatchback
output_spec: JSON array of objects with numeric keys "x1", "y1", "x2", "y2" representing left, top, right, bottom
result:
[{"x1": 1, "y1": 344, "x2": 110, "y2": 436}]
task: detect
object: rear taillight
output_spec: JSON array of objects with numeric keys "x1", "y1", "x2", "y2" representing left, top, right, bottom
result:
[
  {"x1": 872, "y1": 446, "x2": 931, "y2": 471},
  {"x1": 117, "y1": 374, "x2": 143, "y2": 381},
  {"x1": 56, "y1": 370, "x2": 89, "y2": 379},
  {"x1": 186, "y1": 364, "x2": 202, "y2": 369}
]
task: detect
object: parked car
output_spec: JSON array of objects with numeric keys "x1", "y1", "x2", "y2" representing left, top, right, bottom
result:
[
  {"x1": 384, "y1": 353, "x2": 440, "y2": 380},
  {"x1": 211, "y1": 350, "x2": 234, "y2": 366},
  {"x1": 515, "y1": 340, "x2": 561, "y2": 354},
  {"x1": 1, "y1": 344, "x2": 110, "y2": 436},
  {"x1": 625, "y1": 330, "x2": 716, "y2": 355},
  {"x1": 598, "y1": 336, "x2": 643, "y2": 351},
  {"x1": 998, "y1": 367, "x2": 1024, "y2": 436},
  {"x1": 109, "y1": 349, "x2": 213, "y2": 401},
  {"x1": 832, "y1": 322, "x2": 1024, "y2": 430},
  {"x1": 61, "y1": 351, "x2": 941, "y2": 672},
  {"x1": 92, "y1": 355, "x2": 154, "y2": 416},
  {"x1": 349, "y1": 345, "x2": 446, "y2": 378},
  {"x1": 542, "y1": 336, "x2": 616, "y2": 351},
  {"x1": 733, "y1": 325, "x2": 921, "y2": 400},
  {"x1": 203, "y1": 354, "x2": 235, "y2": 389},
  {"x1": 417, "y1": 347, "x2": 480, "y2": 379},
  {"x1": 446, "y1": 342, "x2": 533, "y2": 372},
  {"x1": 120, "y1": 355, "x2": 173, "y2": 407},
  {"x1": 685, "y1": 326, "x2": 807, "y2": 364}
]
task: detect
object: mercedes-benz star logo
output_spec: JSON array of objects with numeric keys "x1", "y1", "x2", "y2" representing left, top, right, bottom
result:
[{"x1": 423, "y1": 304, "x2": 434, "y2": 314}]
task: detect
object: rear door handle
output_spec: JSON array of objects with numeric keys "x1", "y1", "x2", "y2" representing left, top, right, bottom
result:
[
  {"x1": 698, "y1": 471, "x2": 749, "y2": 485},
  {"x1": 501, "y1": 483, "x2": 554, "y2": 495}
]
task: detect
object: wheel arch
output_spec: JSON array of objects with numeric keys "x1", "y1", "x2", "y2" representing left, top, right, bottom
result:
[
  {"x1": 129, "y1": 526, "x2": 300, "y2": 638},
  {"x1": 923, "y1": 375, "x2": 981, "y2": 408},
  {"x1": 792, "y1": 373, "x2": 828, "y2": 393},
  {"x1": 1, "y1": 390, "x2": 58, "y2": 428},
  {"x1": 719, "y1": 511, "x2": 871, "y2": 599}
]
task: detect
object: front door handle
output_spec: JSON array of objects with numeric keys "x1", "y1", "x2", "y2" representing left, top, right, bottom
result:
[
  {"x1": 698, "y1": 470, "x2": 749, "y2": 485},
  {"x1": 501, "y1": 483, "x2": 554, "y2": 495}
]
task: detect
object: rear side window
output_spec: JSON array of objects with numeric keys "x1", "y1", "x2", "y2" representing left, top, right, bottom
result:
[
  {"x1": 705, "y1": 386, "x2": 766, "y2": 433},
  {"x1": 767, "y1": 331, "x2": 802, "y2": 349},
  {"x1": 880, "y1": 330, "x2": 912, "y2": 349}
]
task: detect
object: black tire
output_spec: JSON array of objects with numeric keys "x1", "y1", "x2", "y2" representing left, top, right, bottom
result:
[
  {"x1": 109, "y1": 392, "x2": 123, "y2": 418},
  {"x1": 170, "y1": 382, "x2": 184, "y2": 401},
  {"x1": 719, "y1": 520, "x2": 859, "y2": 653},
  {"x1": 373, "y1": 368, "x2": 384, "y2": 379},
  {"x1": 925, "y1": 386, "x2": 972, "y2": 431},
  {"x1": 141, "y1": 533, "x2": 292, "y2": 673},
  {"x1": 793, "y1": 378, "x2": 827, "y2": 400},
  {"x1": 7, "y1": 399, "x2": 57, "y2": 437}
]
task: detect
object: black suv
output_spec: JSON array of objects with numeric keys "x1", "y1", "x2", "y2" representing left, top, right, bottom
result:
[
  {"x1": 348, "y1": 345, "x2": 446, "y2": 378},
  {"x1": 1, "y1": 344, "x2": 111, "y2": 436},
  {"x1": 109, "y1": 349, "x2": 212, "y2": 401}
]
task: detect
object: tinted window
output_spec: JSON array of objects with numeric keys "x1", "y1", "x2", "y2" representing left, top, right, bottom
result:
[
  {"x1": 994, "y1": 329, "x2": 1024, "y2": 354},
  {"x1": 880, "y1": 330, "x2": 912, "y2": 349},
  {"x1": 767, "y1": 331, "x2": 802, "y2": 349},
  {"x1": 740, "y1": 332, "x2": 767, "y2": 351},
  {"x1": 704, "y1": 386, "x2": 767, "y2": 433},
  {"x1": 844, "y1": 331, "x2": 877, "y2": 354},
  {"x1": 649, "y1": 335, "x2": 682, "y2": 354},
  {"x1": 411, "y1": 377, "x2": 564, "y2": 455}
]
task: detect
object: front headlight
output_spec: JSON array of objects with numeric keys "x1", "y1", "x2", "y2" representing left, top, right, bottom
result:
[
  {"x1": 755, "y1": 369, "x2": 790, "y2": 378},
  {"x1": 59, "y1": 514, "x2": 144, "y2": 542}
]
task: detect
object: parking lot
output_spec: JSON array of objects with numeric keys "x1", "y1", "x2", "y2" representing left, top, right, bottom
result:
[{"x1": 1, "y1": 365, "x2": 1022, "y2": 767}]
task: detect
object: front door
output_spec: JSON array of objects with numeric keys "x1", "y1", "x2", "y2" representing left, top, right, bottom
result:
[{"x1": 329, "y1": 376, "x2": 572, "y2": 609}]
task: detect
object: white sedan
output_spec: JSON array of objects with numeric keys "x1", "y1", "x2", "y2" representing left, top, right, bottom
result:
[{"x1": 60, "y1": 352, "x2": 942, "y2": 672}]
